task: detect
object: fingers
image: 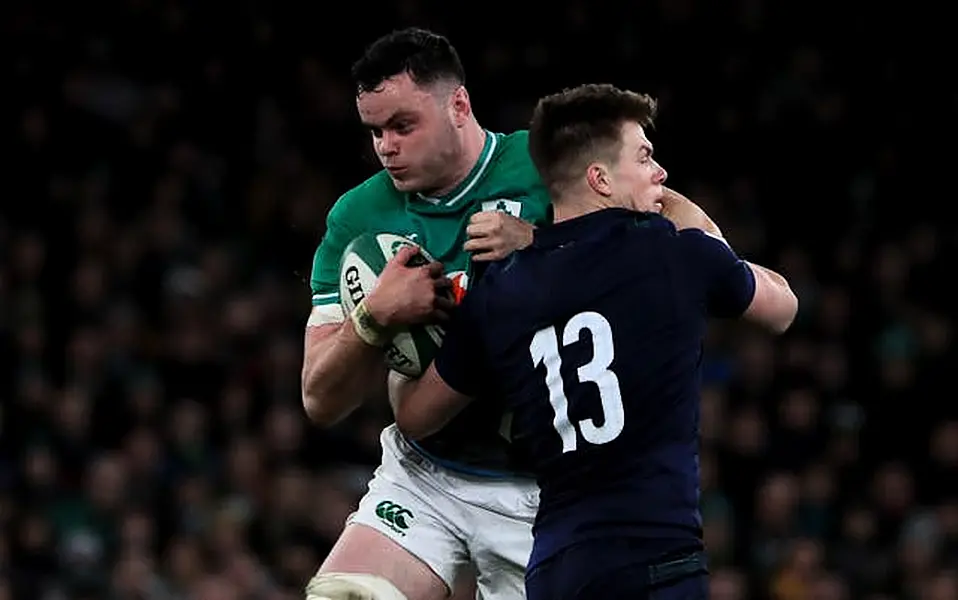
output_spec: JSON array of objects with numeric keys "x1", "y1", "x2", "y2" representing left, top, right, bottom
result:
[
  {"x1": 462, "y1": 237, "x2": 494, "y2": 253},
  {"x1": 470, "y1": 249, "x2": 506, "y2": 262},
  {"x1": 434, "y1": 295, "x2": 457, "y2": 312},
  {"x1": 465, "y1": 234, "x2": 509, "y2": 260},
  {"x1": 432, "y1": 276, "x2": 456, "y2": 315},
  {"x1": 431, "y1": 289, "x2": 456, "y2": 321},
  {"x1": 466, "y1": 211, "x2": 501, "y2": 239},
  {"x1": 465, "y1": 222, "x2": 491, "y2": 239},
  {"x1": 426, "y1": 260, "x2": 445, "y2": 278},
  {"x1": 468, "y1": 210, "x2": 498, "y2": 226}
]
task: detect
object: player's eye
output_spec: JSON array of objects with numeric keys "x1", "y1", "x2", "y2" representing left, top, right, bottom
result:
[
  {"x1": 393, "y1": 123, "x2": 414, "y2": 135},
  {"x1": 369, "y1": 127, "x2": 384, "y2": 139}
]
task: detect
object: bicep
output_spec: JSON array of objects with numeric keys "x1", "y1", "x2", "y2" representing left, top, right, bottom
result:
[
  {"x1": 679, "y1": 229, "x2": 755, "y2": 318},
  {"x1": 310, "y1": 203, "x2": 355, "y2": 308},
  {"x1": 708, "y1": 260, "x2": 756, "y2": 318},
  {"x1": 304, "y1": 320, "x2": 339, "y2": 346}
]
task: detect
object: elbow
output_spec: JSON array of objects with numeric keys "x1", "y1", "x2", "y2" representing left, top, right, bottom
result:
[
  {"x1": 302, "y1": 392, "x2": 344, "y2": 427},
  {"x1": 769, "y1": 289, "x2": 799, "y2": 334},
  {"x1": 301, "y1": 374, "x2": 351, "y2": 428}
]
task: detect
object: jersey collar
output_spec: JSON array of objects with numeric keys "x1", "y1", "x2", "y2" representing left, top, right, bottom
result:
[{"x1": 416, "y1": 130, "x2": 497, "y2": 208}]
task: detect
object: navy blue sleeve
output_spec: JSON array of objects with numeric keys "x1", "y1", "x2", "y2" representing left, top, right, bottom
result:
[
  {"x1": 678, "y1": 229, "x2": 756, "y2": 318},
  {"x1": 433, "y1": 282, "x2": 490, "y2": 398}
]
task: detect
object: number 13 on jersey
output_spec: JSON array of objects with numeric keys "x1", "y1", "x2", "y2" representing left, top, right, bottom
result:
[{"x1": 529, "y1": 311, "x2": 625, "y2": 453}]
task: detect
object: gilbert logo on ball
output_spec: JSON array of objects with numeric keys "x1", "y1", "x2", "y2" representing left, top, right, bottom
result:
[{"x1": 339, "y1": 232, "x2": 451, "y2": 377}]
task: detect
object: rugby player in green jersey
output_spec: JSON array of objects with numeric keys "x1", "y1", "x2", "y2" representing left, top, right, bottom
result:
[{"x1": 302, "y1": 28, "x2": 550, "y2": 600}]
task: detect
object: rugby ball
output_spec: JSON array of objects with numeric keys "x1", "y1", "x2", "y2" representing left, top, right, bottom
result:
[{"x1": 339, "y1": 232, "x2": 447, "y2": 377}]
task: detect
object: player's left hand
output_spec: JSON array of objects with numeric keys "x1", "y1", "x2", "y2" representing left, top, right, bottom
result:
[{"x1": 464, "y1": 211, "x2": 535, "y2": 262}]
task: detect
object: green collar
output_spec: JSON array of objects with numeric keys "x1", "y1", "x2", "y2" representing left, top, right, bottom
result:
[{"x1": 416, "y1": 130, "x2": 497, "y2": 208}]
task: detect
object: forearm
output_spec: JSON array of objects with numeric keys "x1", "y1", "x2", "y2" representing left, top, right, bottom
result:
[
  {"x1": 392, "y1": 364, "x2": 472, "y2": 441},
  {"x1": 742, "y1": 262, "x2": 799, "y2": 334},
  {"x1": 301, "y1": 319, "x2": 387, "y2": 426},
  {"x1": 393, "y1": 377, "x2": 443, "y2": 440}
]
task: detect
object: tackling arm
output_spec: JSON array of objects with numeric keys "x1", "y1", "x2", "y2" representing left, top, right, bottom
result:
[{"x1": 392, "y1": 363, "x2": 474, "y2": 441}]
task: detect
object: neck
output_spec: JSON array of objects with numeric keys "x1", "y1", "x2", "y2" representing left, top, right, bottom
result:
[
  {"x1": 431, "y1": 120, "x2": 486, "y2": 197},
  {"x1": 552, "y1": 192, "x2": 617, "y2": 223}
]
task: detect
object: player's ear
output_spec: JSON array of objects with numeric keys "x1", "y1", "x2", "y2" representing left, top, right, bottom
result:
[
  {"x1": 450, "y1": 86, "x2": 471, "y2": 127},
  {"x1": 586, "y1": 163, "x2": 613, "y2": 197}
]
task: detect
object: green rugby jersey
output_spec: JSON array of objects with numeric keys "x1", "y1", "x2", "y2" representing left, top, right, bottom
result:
[{"x1": 310, "y1": 130, "x2": 551, "y2": 476}]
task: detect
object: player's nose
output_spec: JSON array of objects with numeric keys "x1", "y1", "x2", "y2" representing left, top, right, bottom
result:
[
  {"x1": 376, "y1": 131, "x2": 401, "y2": 157},
  {"x1": 654, "y1": 161, "x2": 667, "y2": 184}
]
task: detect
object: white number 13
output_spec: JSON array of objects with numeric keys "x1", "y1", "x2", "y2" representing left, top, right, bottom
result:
[{"x1": 529, "y1": 311, "x2": 624, "y2": 453}]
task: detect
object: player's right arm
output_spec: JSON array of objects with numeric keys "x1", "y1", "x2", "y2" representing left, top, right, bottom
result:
[
  {"x1": 680, "y1": 229, "x2": 798, "y2": 334},
  {"x1": 302, "y1": 206, "x2": 452, "y2": 426},
  {"x1": 302, "y1": 204, "x2": 386, "y2": 426}
]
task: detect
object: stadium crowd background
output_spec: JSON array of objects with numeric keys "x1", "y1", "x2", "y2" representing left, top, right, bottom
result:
[{"x1": 1, "y1": 1, "x2": 953, "y2": 598}]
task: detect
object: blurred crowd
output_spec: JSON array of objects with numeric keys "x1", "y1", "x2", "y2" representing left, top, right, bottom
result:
[{"x1": 2, "y1": 0, "x2": 955, "y2": 599}]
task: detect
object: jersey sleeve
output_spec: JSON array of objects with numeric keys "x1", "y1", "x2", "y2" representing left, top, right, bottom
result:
[
  {"x1": 433, "y1": 283, "x2": 491, "y2": 398},
  {"x1": 308, "y1": 199, "x2": 357, "y2": 323},
  {"x1": 678, "y1": 229, "x2": 756, "y2": 318}
]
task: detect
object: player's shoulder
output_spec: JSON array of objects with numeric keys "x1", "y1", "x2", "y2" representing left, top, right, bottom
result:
[
  {"x1": 671, "y1": 226, "x2": 743, "y2": 278},
  {"x1": 487, "y1": 129, "x2": 548, "y2": 203},
  {"x1": 328, "y1": 170, "x2": 401, "y2": 225},
  {"x1": 499, "y1": 129, "x2": 530, "y2": 149},
  {"x1": 493, "y1": 130, "x2": 532, "y2": 165}
]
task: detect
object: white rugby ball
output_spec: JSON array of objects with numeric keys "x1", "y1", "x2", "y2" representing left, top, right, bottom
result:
[{"x1": 339, "y1": 232, "x2": 447, "y2": 377}]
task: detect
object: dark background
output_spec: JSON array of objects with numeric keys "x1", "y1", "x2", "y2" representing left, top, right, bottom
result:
[{"x1": 2, "y1": 1, "x2": 956, "y2": 598}]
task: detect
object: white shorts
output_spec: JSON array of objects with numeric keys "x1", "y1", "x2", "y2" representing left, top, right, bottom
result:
[{"x1": 348, "y1": 425, "x2": 539, "y2": 600}]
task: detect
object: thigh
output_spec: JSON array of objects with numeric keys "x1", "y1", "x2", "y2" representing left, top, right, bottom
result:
[
  {"x1": 526, "y1": 541, "x2": 707, "y2": 600},
  {"x1": 525, "y1": 557, "x2": 561, "y2": 600},
  {"x1": 459, "y1": 478, "x2": 538, "y2": 600},
  {"x1": 319, "y1": 524, "x2": 450, "y2": 600},
  {"x1": 320, "y1": 430, "x2": 471, "y2": 599}
]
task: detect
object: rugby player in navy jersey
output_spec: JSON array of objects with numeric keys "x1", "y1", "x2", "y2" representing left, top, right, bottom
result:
[{"x1": 390, "y1": 83, "x2": 798, "y2": 599}]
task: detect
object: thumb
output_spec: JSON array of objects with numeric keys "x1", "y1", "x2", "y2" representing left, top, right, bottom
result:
[{"x1": 392, "y1": 244, "x2": 421, "y2": 266}]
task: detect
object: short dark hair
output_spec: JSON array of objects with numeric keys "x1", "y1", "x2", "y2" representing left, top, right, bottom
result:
[
  {"x1": 351, "y1": 28, "x2": 466, "y2": 94},
  {"x1": 528, "y1": 84, "x2": 658, "y2": 196}
]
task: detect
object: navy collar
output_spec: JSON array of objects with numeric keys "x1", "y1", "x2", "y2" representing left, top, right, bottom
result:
[{"x1": 533, "y1": 208, "x2": 663, "y2": 249}]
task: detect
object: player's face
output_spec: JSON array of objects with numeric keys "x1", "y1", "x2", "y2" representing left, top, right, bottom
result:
[
  {"x1": 356, "y1": 72, "x2": 461, "y2": 194},
  {"x1": 609, "y1": 122, "x2": 668, "y2": 212}
]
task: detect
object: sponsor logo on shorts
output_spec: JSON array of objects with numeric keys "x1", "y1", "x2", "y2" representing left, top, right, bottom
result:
[{"x1": 375, "y1": 500, "x2": 414, "y2": 536}]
